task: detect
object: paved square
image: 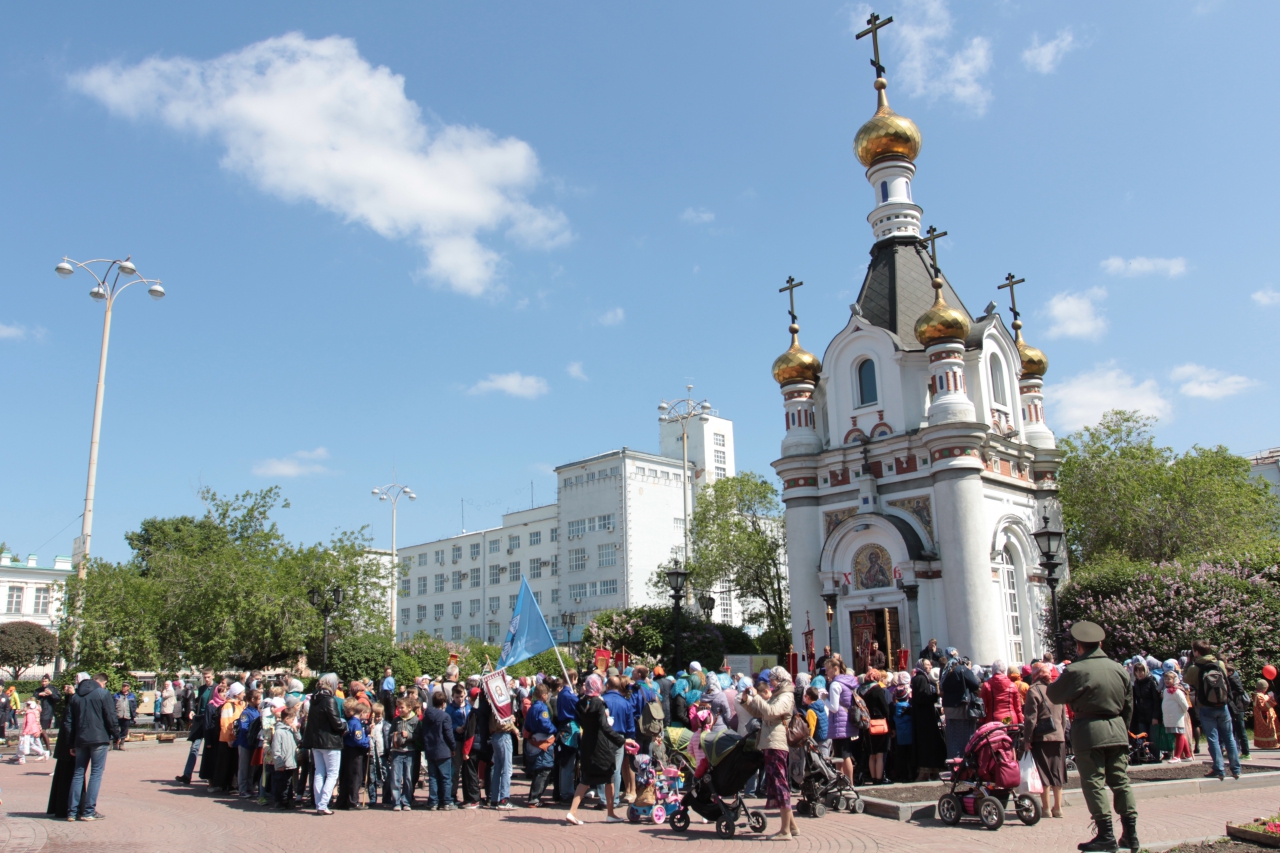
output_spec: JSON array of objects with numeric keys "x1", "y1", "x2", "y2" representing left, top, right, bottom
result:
[{"x1": 0, "y1": 742, "x2": 1269, "y2": 853}]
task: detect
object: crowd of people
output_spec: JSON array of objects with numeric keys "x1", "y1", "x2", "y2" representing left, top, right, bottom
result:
[{"x1": 24, "y1": 633, "x2": 1272, "y2": 849}]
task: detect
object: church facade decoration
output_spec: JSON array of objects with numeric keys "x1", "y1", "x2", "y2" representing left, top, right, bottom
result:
[{"x1": 770, "y1": 12, "x2": 1065, "y2": 672}]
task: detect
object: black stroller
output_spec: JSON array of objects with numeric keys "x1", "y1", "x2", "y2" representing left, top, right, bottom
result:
[
  {"x1": 670, "y1": 730, "x2": 768, "y2": 839},
  {"x1": 796, "y1": 739, "x2": 864, "y2": 817}
]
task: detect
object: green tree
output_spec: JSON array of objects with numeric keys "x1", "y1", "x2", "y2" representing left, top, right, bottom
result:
[
  {"x1": 64, "y1": 559, "x2": 167, "y2": 674},
  {"x1": 1059, "y1": 410, "x2": 1280, "y2": 564},
  {"x1": 580, "y1": 606, "x2": 757, "y2": 672},
  {"x1": 679, "y1": 472, "x2": 790, "y2": 656},
  {"x1": 0, "y1": 621, "x2": 60, "y2": 679}
]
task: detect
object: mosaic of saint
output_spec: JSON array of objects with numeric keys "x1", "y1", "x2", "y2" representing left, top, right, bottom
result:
[{"x1": 854, "y1": 543, "x2": 893, "y2": 590}]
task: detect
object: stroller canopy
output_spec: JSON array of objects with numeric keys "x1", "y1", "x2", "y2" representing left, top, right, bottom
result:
[{"x1": 702, "y1": 730, "x2": 744, "y2": 768}]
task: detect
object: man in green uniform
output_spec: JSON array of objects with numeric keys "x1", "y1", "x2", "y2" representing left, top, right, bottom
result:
[{"x1": 1046, "y1": 621, "x2": 1138, "y2": 853}]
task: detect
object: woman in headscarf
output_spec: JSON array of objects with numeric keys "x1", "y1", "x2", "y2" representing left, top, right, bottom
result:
[
  {"x1": 46, "y1": 675, "x2": 85, "y2": 818},
  {"x1": 1131, "y1": 660, "x2": 1162, "y2": 745},
  {"x1": 910, "y1": 659, "x2": 945, "y2": 781},
  {"x1": 565, "y1": 674, "x2": 630, "y2": 825},
  {"x1": 939, "y1": 652, "x2": 981, "y2": 760},
  {"x1": 1252, "y1": 679, "x2": 1278, "y2": 750},
  {"x1": 702, "y1": 671, "x2": 731, "y2": 734},
  {"x1": 198, "y1": 683, "x2": 227, "y2": 782},
  {"x1": 669, "y1": 677, "x2": 691, "y2": 730},
  {"x1": 861, "y1": 669, "x2": 891, "y2": 784},
  {"x1": 212, "y1": 682, "x2": 246, "y2": 793},
  {"x1": 1022, "y1": 662, "x2": 1067, "y2": 818},
  {"x1": 302, "y1": 673, "x2": 347, "y2": 814},
  {"x1": 158, "y1": 680, "x2": 177, "y2": 731},
  {"x1": 740, "y1": 666, "x2": 797, "y2": 840}
]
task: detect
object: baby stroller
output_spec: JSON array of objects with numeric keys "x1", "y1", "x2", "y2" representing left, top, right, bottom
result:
[
  {"x1": 626, "y1": 753, "x2": 686, "y2": 826},
  {"x1": 796, "y1": 739, "x2": 863, "y2": 817},
  {"x1": 1128, "y1": 730, "x2": 1160, "y2": 765},
  {"x1": 937, "y1": 722, "x2": 1041, "y2": 830},
  {"x1": 671, "y1": 730, "x2": 768, "y2": 839}
]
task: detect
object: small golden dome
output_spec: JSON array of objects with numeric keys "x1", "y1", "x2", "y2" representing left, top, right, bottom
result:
[
  {"x1": 854, "y1": 79, "x2": 922, "y2": 168},
  {"x1": 772, "y1": 324, "x2": 822, "y2": 386},
  {"x1": 914, "y1": 277, "x2": 970, "y2": 346},
  {"x1": 1013, "y1": 321, "x2": 1048, "y2": 378}
]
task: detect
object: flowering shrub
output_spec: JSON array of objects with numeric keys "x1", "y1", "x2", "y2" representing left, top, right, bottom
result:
[
  {"x1": 1058, "y1": 558, "x2": 1280, "y2": 680},
  {"x1": 578, "y1": 606, "x2": 757, "y2": 672}
]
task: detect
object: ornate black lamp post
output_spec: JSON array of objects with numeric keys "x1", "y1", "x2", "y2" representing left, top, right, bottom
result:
[
  {"x1": 698, "y1": 591, "x2": 716, "y2": 622},
  {"x1": 666, "y1": 561, "x2": 690, "y2": 672},
  {"x1": 821, "y1": 591, "x2": 838, "y2": 655},
  {"x1": 564, "y1": 612, "x2": 577, "y2": 657},
  {"x1": 310, "y1": 586, "x2": 344, "y2": 671},
  {"x1": 1032, "y1": 515, "x2": 1065, "y2": 662}
]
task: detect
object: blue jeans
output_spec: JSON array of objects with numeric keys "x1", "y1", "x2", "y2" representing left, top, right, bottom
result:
[
  {"x1": 391, "y1": 752, "x2": 415, "y2": 808},
  {"x1": 68, "y1": 743, "x2": 110, "y2": 818},
  {"x1": 428, "y1": 756, "x2": 454, "y2": 807},
  {"x1": 489, "y1": 733, "x2": 512, "y2": 804},
  {"x1": 182, "y1": 738, "x2": 201, "y2": 779},
  {"x1": 1200, "y1": 705, "x2": 1241, "y2": 776}
]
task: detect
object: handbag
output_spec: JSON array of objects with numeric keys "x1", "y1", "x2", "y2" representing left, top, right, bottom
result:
[
  {"x1": 868, "y1": 718, "x2": 889, "y2": 737},
  {"x1": 1016, "y1": 751, "x2": 1044, "y2": 795},
  {"x1": 786, "y1": 713, "x2": 810, "y2": 746}
]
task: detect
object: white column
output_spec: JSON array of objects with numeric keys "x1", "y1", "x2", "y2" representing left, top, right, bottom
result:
[
  {"x1": 783, "y1": 497, "x2": 824, "y2": 656},
  {"x1": 1019, "y1": 376, "x2": 1055, "y2": 449},
  {"x1": 925, "y1": 341, "x2": 976, "y2": 425},
  {"x1": 781, "y1": 380, "x2": 823, "y2": 457},
  {"x1": 865, "y1": 158, "x2": 922, "y2": 242}
]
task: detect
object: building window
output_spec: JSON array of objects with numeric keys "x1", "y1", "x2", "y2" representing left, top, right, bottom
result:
[
  {"x1": 568, "y1": 583, "x2": 587, "y2": 600},
  {"x1": 417, "y1": 576, "x2": 429, "y2": 596},
  {"x1": 470, "y1": 598, "x2": 481, "y2": 616},
  {"x1": 567, "y1": 519, "x2": 585, "y2": 538},
  {"x1": 599, "y1": 579, "x2": 618, "y2": 596},
  {"x1": 509, "y1": 594, "x2": 518, "y2": 610},
  {"x1": 587, "y1": 472, "x2": 596, "y2": 481},
  {"x1": 568, "y1": 548, "x2": 587, "y2": 572},
  {"x1": 509, "y1": 561, "x2": 521, "y2": 582},
  {"x1": 489, "y1": 565, "x2": 501, "y2": 586},
  {"x1": 880, "y1": 180, "x2": 889, "y2": 203},
  {"x1": 470, "y1": 624, "x2": 481, "y2": 639},
  {"x1": 575, "y1": 474, "x2": 583, "y2": 484},
  {"x1": 858, "y1": 359, "x2": 878, "y2": 407},
  {"x1": 401, "y1": 607, "x2": 410, "y2": 623},
  {"x1": 588, "y1": 514, "x2": 614, "y2": 532},
  {"x1": 610, "y1": 466, "x2": 620, "y2": 476},
  {"x1": 451, "y1": 600, "x2": 462, "y2": 617},
  {"x1": 714, "y1": 450, "x2": 726, "y2": 465},
  {"x1": 435, "y1": 629, "x2": 444, "y2": 639},
  {"x1": 435, "y1": 549, "x2": 445, "y2": 565},
  {"x1": 533, "y1": 590, "x2": 542, "y2": 605},
  {"x1": 674, "y1": 517, "x2": 685, "y2": 533},
  {"x1": 550, "y1": 556, "x2": 559, "y2": 575},
  {"x1": 990, "y1": 355, "x2": 1008, "y2": 407},
  {"x1": 416, "y1": 604, "x2": 427, "y2": 621},
  {"x1": 674, "y1": 473, "x2": 682, "y2": 483},
  {"x1": 551, "y1": 588, "x2": 560, "y2": 603},
  {"x1": 452, "y1": 545, "x2": 462, "y2": 562},
  {"x1": 714, "y1": 433, "x2": 725, "y2": 447},
  {"x1": 589, "y1": 581, "x2": 598, "y2": 597},
  {"x1": 452, "y1": 570, "x2": 463, "y2": 590},
  {"x1": 550, "y1": 527, "x2": 559, "y2": 542},
  {"x1": 564, "y1": 478, "x2": 573, "y2": 488},
  {"x1": 434, "y1": 573, "x2": 446, "y2": 593},
  {"x1": 487, "y1": 624, "x2": 498, "y2": 643},
  {"x1": 529, "y1": 531, "x2": 541, "y2": 546},
  {"x1": 451, "y1": 625, "x2": 462, "y2": 640},
  {"x1": 470, "y1": 542, "x2": 481, "y2": 560},
  {"x1": 598, "y1": 543, "x2": 617, "y2": 568},
  {"x1": 400, "y1": 577, "x2": 411, "y2": 594},
  {"x1": 530, "y1": 558, "x2": 542, "y2": 579},
  {"x1": 489, "y1": 539, "x2": 500, "y2": 554},
  {"x1": 509, "y1": 534, "x2": 520, "y2": 550},
  {"x1": 488, "y1": 596, "x2": 499, "y2": 612},
  {"x1": 433, "y1": 603, "x2": 444, "y2": 619},
  {"x1": 471, "y1": 570, "x2": 481, "y2": 588},
  {"x1": 416, "y1": 553, "x2": 427, "y2": 566},
  {"x1": 715, "y1": 466, "x2": 727, "y2": 480}
]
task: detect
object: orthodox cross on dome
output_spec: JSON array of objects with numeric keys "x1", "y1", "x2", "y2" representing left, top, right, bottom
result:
[
  {"x1": 779, "y1": 276, "x2": 805, "y2": 324},
  {"x1": 998, "y1": 273, "x2": 1027, "y2": 323},
  {"x1": 856, "y1": 12, "x2": 895, "y2": 79},
  {"x1": 921, "y1": 225, "x2": 948, "y2": 273}
]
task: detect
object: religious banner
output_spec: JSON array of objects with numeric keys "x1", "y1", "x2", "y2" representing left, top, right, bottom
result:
[
  {"x1": 593, "y1": 648, "x2": 612, "y2": 674},
  {"x1": 448, "y1": 652, "x2": 459, "y2": 667},
  {"x1": 786, "y1": 647, "x2": 799, "y2": 679},
  {"x1": 897, "y1": 648, "x2": 910, "y2": 671},
  {"x1": 802, "y1": 613, "x2": 816, "y2": 673},
  {"x1": 613, "y1": 647, "x2": 630, "y2": 670},
  {"x1": 480, "y1": 670, "x2": 514, "y2": 726}
]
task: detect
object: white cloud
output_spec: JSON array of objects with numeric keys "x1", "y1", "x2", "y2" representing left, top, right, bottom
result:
[
  {"x1": 1100, "y1": 256, "x2": 1187, "y2": 278},
  {"x1": 252, "y1": 446, "x2": 330, "y2": 477},
  {"x1": 1048, "y1": 364, "x2": 1172, "y2": 431},
  {"x1": 467, "y1": 372, "x2": 548, "y2": 399},
  {"x1": 597, "y1": 307, "x2": 625, "y2": 326},
  {"x1": 1252, "y1": 288, "x2": 1280, "y2": 306},
  {"x1": 1043, "y1": 287, "x2": 1107, "y2": 340},
  {"x1": 71, "y1": 33, "x2": 570, "y2": 297},
  {"x1": 1169, "y1": 363, "x2": 1256, "y2": 399},
  {"x1": 0, "y1": 322, "x2": 31, "y2": 340},
  {"x1": 885, "y1": 0, "x2": 993, "y2": 115},
  {"x1": 1022, "y1": 29, "x2": 1076, "y2": 74},
  {"x1": 680, "y1": 207, "x2": 715, "y2": 225},
  {"x1": 567, "y1": 361, "x2": 588, "y2": 381}
]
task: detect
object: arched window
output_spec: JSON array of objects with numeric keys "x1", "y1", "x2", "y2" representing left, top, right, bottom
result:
[
  {"x1": 1002, "y1": 545, "x2": 1024, "y2": 663},
  {"x1": 989, "y1": 356, "x2": 1008, "y2": 407},
  {"x1": 857, "y1": 359, "x2": 878, "y2": 407},
  {"x1": 880, "y1": 181, "x2": 889, "y2": 203}
]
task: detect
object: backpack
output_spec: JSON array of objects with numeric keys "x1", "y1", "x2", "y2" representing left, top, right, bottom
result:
[
  {"x1": 247, "y1": 715, "x2": 264, "y2": 747},
  {"x1": 786, "y1": 712, "x2": 810, "y2": 747},
  {"x1": 640, "y1": 688, "x2": 665, "y2": 737},
  {"x1": 1197, "y1": 660, "x2": 1230, "y2": 708},
  {"x1": 852, "y1": 692, "x2": 871, "y2": 731}
]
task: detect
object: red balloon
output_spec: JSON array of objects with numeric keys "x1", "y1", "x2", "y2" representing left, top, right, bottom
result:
[{"x1": 1264, "y1": 665, "x2": 1277, "y2": 681}]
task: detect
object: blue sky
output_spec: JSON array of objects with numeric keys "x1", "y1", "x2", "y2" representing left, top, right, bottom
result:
[{"x1": 3, "y1": 1, "x2": 1275, "y2": 565}]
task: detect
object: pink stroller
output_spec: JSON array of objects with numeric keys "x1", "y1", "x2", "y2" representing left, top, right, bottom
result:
[{"x1": 936, "y1": 722, "x2": 1041, "y2": 830}]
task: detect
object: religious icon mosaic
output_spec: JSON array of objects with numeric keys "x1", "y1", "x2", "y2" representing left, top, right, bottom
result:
[
  {"x1": 887, "y1": 495, "x2": 933, "y2": 537},
  {"x1": 853, "y1": 542, "x2": 893, "y2": 590}
]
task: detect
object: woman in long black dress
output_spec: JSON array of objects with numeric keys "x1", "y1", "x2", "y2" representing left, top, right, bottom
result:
[
  {"x1": 564, "y1": 674, "x2": 628, "y2": 826},
  {"x1": 198, "y1": 684, "x2": 227, "y2": 782},
  {"x1": 47, "y1": 680, "x2": 80, "y2": 817},
  {"x1": 910, "y1": 659, "x2": 946, "y2": 781},
  {"x1": 862, "y1": 670, "x2": 891, "y2": 783}
]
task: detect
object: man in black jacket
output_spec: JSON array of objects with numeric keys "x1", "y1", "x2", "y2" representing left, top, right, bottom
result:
[{"x1": 67, "y1": 672, "x2": 120, "y2": 821}]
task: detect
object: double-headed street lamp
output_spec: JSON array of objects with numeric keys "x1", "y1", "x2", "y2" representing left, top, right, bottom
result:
[
  {"x1": 54, "y1": 257, "x2": 165, "y2": 578},
  {"x1": 658, "y1": 386, "x2": 711, "y2": 567},
  {"x1": 666, "y1": 561, "x2": 690, "y2": 672},
  {"x1": 1032, "y1": 515, "x2": 1066, "y2": 662},
  {"x1": 310, "y1": 586, "x2": 345, "y2": 671},
  {"x1": 372, "y1": 482, "x2": 415, "y2": 633},
  {"x1": 821, "y1": 590, "x2": 839, "y2": 655},
  {"x1": 697, "y1": 590, "x2": 717, "y2": 623}
]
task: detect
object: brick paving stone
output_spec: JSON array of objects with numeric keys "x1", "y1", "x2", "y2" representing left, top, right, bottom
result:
[{"x1": 0, "y1": 744, "x2": 1269, "y2": 853}]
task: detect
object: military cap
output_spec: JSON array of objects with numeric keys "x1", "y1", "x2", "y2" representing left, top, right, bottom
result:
[{"x1": 1070, "y1": 621, "x2": 1106, "y2": 643}]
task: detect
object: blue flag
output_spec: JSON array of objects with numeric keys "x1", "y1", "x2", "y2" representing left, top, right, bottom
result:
[{"x1": 497, "y1": 577, "x2": 556, "y2": 669}]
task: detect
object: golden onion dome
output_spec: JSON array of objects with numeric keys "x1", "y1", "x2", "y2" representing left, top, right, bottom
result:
[
  {"x1": 1013, "y1": 320, "x2": 1048, "y2": 378},
  {"x1": 854, "y1": 78, "x2": 922, "y2": 168},
  {"x1": 914, "y1": 276, "x2": 970, "y2": 346},
  {"x1": 772, "y1": 324, "x2": 822, "y2": 386}
]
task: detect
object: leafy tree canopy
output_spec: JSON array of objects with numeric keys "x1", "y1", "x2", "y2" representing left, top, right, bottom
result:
[{"x1": 0, "y1": 621, "x2": 59, "y2": 680}]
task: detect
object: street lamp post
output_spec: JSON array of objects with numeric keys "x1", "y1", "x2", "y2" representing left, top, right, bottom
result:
[
  {"x1": 372, "y1": 482, "x2": 416, "y2": 636},
  {"x1": 698, "y1": 591, "x2": 716, "y2": 623},
  {"x1": 310, "y1": 586, "x2": 345, "y2": 671},
  {"x1": 658, "y1": 385, "x2": 711, "y2": 570},
  {"x1": 666, "y1": 562, "x2": 689, "y2": 672},
  {"x1": 821, "y1": 591, "x2": 838, "y2": 654},
  {"x1": 1032, "y1": 515, "x2": 1066, "y2": 662},
  {"x1": 563, "y1": 612, "x2": 576, "y2": 658},
  {"x1": 53, "y1": 257, "x2": 165, "y2": 577}
]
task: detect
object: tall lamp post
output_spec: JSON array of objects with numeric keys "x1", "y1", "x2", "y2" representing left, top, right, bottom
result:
[
  {"x1": 1032, "y1": 515, "x2": 1065, "y2": 662},
  {"x1": 53, "y1": 256, "x2": 165, "y2": 577},
  {"x1": 310, "y1": 586, "x2": 344, "y2": 671},
  {"x1": 658, "y1": 386, "x2": 711, "y2": 567},
  {"x1": 372, "y1": 482, "x2": 415, "y2": 635},
  {"x1": 698, "y1": 591, "x2": 716, "y2": 623},
  {"x1": 821, "y1": 591, "x2": 838, "y2": 655},
  {"x1": 666, "y1": 561, "x2": 689, "y2": 671}
]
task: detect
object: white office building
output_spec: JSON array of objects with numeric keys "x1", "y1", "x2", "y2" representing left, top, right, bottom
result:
[
  {"x1": 0, "y1": 550, "x2": 72, "y2": 676},
  {"x1": 395, "y1": 410, "x2": 743, "y2": 643}
]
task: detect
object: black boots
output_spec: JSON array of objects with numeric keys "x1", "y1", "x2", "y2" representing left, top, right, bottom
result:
[
  {"x1": 1118, "y1": 815, "x2": 1140, "y2": 852},
  {"x1": 1078, "y1": 816, "x2": 1119, "y2": 852}
]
